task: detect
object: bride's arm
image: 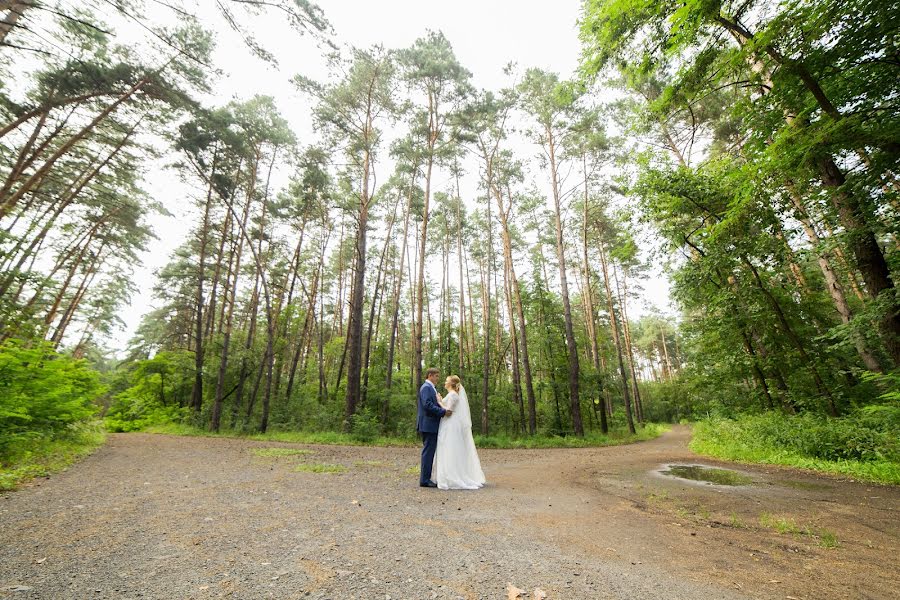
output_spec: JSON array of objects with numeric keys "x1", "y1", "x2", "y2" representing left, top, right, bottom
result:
[{"x1": 444, "y1": 392, "x2": 459, "y2": 412}]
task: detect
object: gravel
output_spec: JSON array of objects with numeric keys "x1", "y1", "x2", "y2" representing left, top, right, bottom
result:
[{"x1": 1, "y1": 429, "x2": 895, "y2": 599}]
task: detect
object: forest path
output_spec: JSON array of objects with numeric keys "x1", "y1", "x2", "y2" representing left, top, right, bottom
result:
[{"x1": 1, "y1": 427, "x2": 897, "y2": 599}]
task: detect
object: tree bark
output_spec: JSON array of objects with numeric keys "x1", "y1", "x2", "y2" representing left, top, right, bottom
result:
[
  {"x1": 210, "y1": 161, "x2": 254, "y2": 431},
  {"x1": 190, "y1": 142, "x2": 219, "y2": 415},
  {"x1": 580, "y1": 172, "x2": 608, "y2": 433},
  {"x1": 785, "y1": 183, "x2": 883, "y2": 371},
  {"x1": 343, "y1": 128, "x2": 373, "y2": 426},
  {"x1": 598, "y1": 242, "x2": 636, "y2": 434},
  {"x1": 547, "y1": 128, "x2": 584, "y2": 435},
  {"x1": 615, "y1": 266, "x2": 644, "y2": 424}
]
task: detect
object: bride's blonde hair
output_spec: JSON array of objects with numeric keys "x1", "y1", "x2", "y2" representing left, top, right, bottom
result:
[{"x1": 446, "y1": 375, "x2": 461, "y2": 391}]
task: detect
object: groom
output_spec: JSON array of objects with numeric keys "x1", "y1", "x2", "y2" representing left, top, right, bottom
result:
[{"x1": 417, "y1": 367, "x2": 452, "y2": 488}]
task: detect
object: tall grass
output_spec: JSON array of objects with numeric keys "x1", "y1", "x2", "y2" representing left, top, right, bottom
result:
[
  {"x1": 691, "y1": 412, "x2": 900, "y2": 485},
  {"x1": 0, "y1": 423, "x2": 106, "y2": 491}
]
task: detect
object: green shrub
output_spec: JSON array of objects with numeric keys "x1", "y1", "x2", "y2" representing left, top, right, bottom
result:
[
  {"x1": 0, "y1": 340, "x2": 102, "y2": 458},
  {"x1": 691, "y1": 410, "x2": 900, "y2": 484},
  {"x1": 348, "y1": 408, "x2": 379, "y2": 443},
  {"x1": 104, "y1": 387, "x2": 188, "y2": 432},
  {"x1": 102, "y1": 351, "x2": 193, "y2": 432}
]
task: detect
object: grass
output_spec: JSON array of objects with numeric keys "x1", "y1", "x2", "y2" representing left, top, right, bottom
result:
[
  {"x1": 817, "y1": 530, "x2": 840, "y2": 549},
  {"x1": 729, "y1": 512, "x2": 746, "y2": 529},
  {"x1": 293, "y1": 463, "x2": 348, "y2": 474},
  {"x1": 0, "y1": 424, "x2": 106, "y2": 492},
  {"x1": 690, "y1": 420, "x2": 900, "y2": 485},
  {"x1": 144, "y1": 421, "x2": 669, "y2": 449},
  {"x1": 145, "y1": 422, "x2": 416, "y2": 447},
  {"x1": 759, "y1": 513, "x2": 841, "y2": 548},
  {"x1": 646, "y1": 490, "x2": 671, "y2": 504},
  {"x1": 250, "y1": 447, "x2": 314, "y2": 458},
  {"x1": 474, "y1": 423, "x2": 670, "y2": 449},
  {"x1": 760, "y1": 512, "x2": 802, "y2": 535}
]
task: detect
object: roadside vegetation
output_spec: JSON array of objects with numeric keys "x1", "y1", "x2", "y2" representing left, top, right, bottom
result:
[
  {"x1": 0, "y1": 341, "x2": 106, "y2": 491},
  {"x1": 691, "y1": 409, "x2": 900, "y2": 485}
]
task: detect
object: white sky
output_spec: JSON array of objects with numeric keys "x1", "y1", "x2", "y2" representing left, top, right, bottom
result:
[{"x1": 113, "y1": 0, "x2": 674, "y2": 353}]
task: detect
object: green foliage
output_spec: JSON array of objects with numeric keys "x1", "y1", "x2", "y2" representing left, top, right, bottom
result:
[
  {"x1": 859, "y1": 371, "x2": 900, "y2": 404},
  {"x1": 143, "y1": 420, "x2": 668, "y2": 449},
  {"x1": 104, "y1": 396, "x2": 187, "y2": 432},
  {"x1": 103, "y1": 351, "x2": 192, "y2": 432},
  {"x1": 474, "y1": 423, "x2": 669, "y2": 448},
  {"x1": 691, "y1": 411, "x2": 900, "y2": 484},
  {"x1": 0, "y1": 423, "x2": 105, "y2": 491},
  {"x1": 348, "y1": 408, "x2": 380, "y2": 443},
  {"x1": 0, "y1": 340, "x2": 103, "y2": 457}
]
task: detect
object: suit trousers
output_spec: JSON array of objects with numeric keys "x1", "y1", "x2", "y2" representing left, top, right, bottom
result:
[{"x1": 420, "y1": 431, "x2": 438, "y2": 484}]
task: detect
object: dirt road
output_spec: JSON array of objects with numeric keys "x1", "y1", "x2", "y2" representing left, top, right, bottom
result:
[{"x1": 1, "y1": 427, "x2": 897, "y2": 599}]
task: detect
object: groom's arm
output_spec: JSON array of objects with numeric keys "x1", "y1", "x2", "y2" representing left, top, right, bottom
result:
[{"x1": 422, "y1": 386, "x2": 447, "y2": 418}]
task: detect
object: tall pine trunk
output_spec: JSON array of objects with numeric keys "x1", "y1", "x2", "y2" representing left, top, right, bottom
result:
[
  {"x1": 546, "y1": 129, "x2": 584, "y2": 435},
  {"x1": 598, "y1": 242, "x2": 636, "y2": 434}
]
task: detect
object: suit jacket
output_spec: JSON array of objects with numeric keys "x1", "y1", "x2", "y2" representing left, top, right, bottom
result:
[{"x1": 416, "y1": 381, "x2": 446, "y2": 434}]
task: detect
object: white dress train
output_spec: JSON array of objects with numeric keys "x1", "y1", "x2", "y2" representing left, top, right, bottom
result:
[{"x1": 433, "y1": 386, "x2": 486, "y2": 490}]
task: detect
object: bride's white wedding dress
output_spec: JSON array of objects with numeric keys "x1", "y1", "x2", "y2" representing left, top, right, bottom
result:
[{"x1": 433, "y1": 385, "x2": 486, "y2": 490}]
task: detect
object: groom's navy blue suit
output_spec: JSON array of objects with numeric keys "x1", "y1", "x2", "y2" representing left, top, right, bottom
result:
[{"x1": 417, "y1": 380, "x2": 446, "y2": 485}]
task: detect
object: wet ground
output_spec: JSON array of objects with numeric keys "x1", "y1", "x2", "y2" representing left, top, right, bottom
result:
[
  {"x1": 659, "y1": 464, "x2": 754, "y2": 486},
  {"x1": 1, "y1": 426, "x2": 897, "y2": 599}
]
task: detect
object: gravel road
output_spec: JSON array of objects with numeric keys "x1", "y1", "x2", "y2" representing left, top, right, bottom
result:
[{"x1": 1, "y1": 427, "x2": 897, "y2": 599}]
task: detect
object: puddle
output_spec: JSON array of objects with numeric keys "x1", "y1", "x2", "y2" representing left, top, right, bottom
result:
[{"x1": 660, "y1": 464, "x2": 753, "y2": 486}]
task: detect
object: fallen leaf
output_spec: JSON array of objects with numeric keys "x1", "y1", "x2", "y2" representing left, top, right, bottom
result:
[
  {"x1": 533, "y1": 588, "x2": 548, "y2": 600},
  {"x1": 507, "y1": 582, "x2": 525, "y2": 599}
]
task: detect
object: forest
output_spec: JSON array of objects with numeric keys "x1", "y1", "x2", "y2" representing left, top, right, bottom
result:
[{"x1": 1, "y1": 0, "x2": 898, "y2": 487}]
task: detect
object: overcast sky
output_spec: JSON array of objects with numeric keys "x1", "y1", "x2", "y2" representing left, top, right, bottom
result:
[{"x1": 114, "y1": 0, "x2": 673, "y2": 353}]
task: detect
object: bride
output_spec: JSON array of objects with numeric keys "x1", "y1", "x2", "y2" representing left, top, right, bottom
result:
[{"x1": 433, "y1": 375, "x2": 486, "y2": 490}]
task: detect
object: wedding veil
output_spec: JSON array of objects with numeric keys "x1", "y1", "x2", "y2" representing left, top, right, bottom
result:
[{"x1": 456, "y1": 385, "x2": 473, "y2": 428}]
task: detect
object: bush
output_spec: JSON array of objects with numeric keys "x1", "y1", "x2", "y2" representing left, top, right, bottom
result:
[
  {"x1": 103, "y1": 351, "x2": 192, "y2": 432},
  {"x1": 0, "y1": 340, "x2": 102, "y2": 457},
  {"x1": 348, "y1": 408, "x2": 379, "y2": 443},
  {"x1": 691, "y1": 409, "x2": 900, "y2": 484},
  {"x1": 104, "y1": 387, "x2": 189, "y2": 432}
]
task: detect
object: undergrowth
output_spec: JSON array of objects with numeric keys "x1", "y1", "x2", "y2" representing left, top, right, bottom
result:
[
  {"x1": 690, "y1": 411, "x2": 900, "y2": 485},
  {"x1": 144, "y1": 421, "x2": 669, "y2": 449},
  {"x1": 0, "y1": 423, "x2": 106, "y2": 491}
]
